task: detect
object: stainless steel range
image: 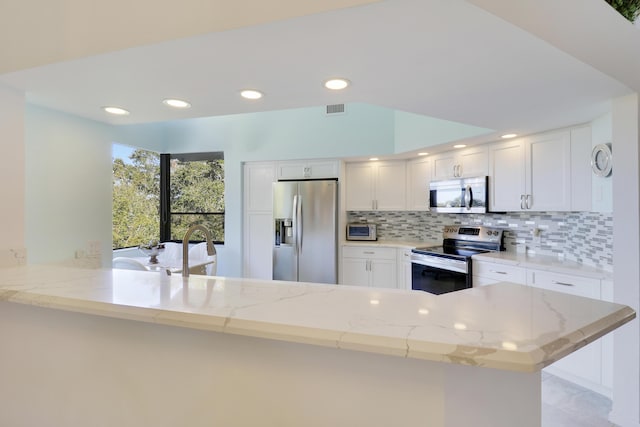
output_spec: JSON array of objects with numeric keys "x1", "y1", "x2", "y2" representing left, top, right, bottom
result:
[{"x1": 411, "y1": 225, "x2": 504, "y2": 294}]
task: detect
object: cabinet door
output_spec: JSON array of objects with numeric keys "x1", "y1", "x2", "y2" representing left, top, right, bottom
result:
[
  {"x1": 244, "y1": 162, "x2": 276, "y2": 211},
  {"x1": 397, "y1": 249, "x2": 413, "y2": 290},
  {"x1": 243, "y1": 162, "x2": 276, "y2": 280},
  {"x1": 276, "y1": 160, "x2": 339, "y2": 180},
  {"x1": 526, "y1": 131, "x2": 571, "y2": 211},
  {"x1": 345, "y1": 163, "x2": 375, "y2": 211},
  {"x1": 305, "y1": 160, "x2": 339, "y2": 179},
  {"x1": 458, "y1": 146, "x2": 488, "y2": 177},
  {"x1": 277, "y1": 161, "x2": 308, "y2": 180},
  {"x1": 406, "y1": 158, "x2": 431, "y2": 211},
  {"x1": 369, "y1": 259, "x2": 397, "y2": 289},
  {"x1": 375, "y1": 161, "x2": 406, "y2": 210},
  {"x1": 243, "y1": 212, "x2": 273, "y2": 279},
  {"x1": 431, "y1": 152, "x2": 458, "y2": 180},
  {"x1": 473, "y1": 261, "x2": 527, "y2": 285},
  {"x1": 488, "y1": 139, "x2": 526, "y2": 211},
  {"x1": 570, "y1": 126, "x2": 592, "y2": 211},
  {"x1": 341, "y1": 257, "x2": 369, "y2": 286}
]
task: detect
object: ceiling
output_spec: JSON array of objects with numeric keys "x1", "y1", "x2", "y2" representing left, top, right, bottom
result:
[{"x1": 0, "y1": 0, "x2": 637, "y2": 143}]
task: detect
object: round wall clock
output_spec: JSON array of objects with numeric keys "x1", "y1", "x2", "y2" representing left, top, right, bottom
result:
[{"x1": 591, "y1": 143, "x2": 613, "y2": 177}]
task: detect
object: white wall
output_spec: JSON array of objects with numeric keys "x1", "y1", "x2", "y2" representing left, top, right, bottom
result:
[
  {"x1": 25, "y1": 105, "x2": 164, "y2": 268},
  {"x1": 610, "y1": 93, "x2": 640, "y2": 427},
  {"x1": 25, "y1": 106, "x2": 114, "y2": 267},
  {"x1": 591, "y1": 112, "x2": 613, "y2": 212},
  {"x1": 0, "y1": 85, "x2": 25, "y2": 258},
  {"x1": 158, "y1": 103, "x2": 398, "y2": 277},
  {"x1": 22, "y1": 103, "x2": 399, "y2": 275}
]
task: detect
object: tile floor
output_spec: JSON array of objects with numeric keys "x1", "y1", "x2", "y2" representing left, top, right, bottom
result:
[{"x1": 542, "y1": 373, "x2": 616, "y2": 427}]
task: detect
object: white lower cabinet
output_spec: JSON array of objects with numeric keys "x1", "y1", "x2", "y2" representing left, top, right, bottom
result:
[
  {"x1": 472, "y1": 261, "x2": 526, "y2": 285},
  {"x1": 341, "y1": 246, "x2": 397, "y2": 288},
  {"x1": 528, "y1": 269, "x2": 605, "y2": 393},
  {"x1": 397, "y1": 248, "x2": 413, "y2": 290},
  {"x1": 472, "y1": 259, "x2": 611, "y2": 396}
]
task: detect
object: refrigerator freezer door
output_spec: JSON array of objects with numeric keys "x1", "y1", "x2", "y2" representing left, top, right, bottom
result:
[
  {"x1": 273, "y1": 182, "x2": 298, "y2": 281},
  {"x1": 297, "y1": 180, "x2": 338, "y2": 284}
]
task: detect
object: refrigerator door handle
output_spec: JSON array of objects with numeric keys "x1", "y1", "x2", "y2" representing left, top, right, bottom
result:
[
  {"x1": 292, "y1": 195, "x2": 298, "y2": 255},
  {"x1": 297, "y1": 194, "x2": 303, "y2": 252}
]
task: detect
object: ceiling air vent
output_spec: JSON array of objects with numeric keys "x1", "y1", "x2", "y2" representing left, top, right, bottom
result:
[{"x1": 325, "y1": 104, "x2": 346, "y2": 116}]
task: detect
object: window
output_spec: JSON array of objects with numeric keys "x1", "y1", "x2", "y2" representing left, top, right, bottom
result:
[
  {"x1": 160, "y1": 152, "x2": 225, "y2": 244},
  {"x1": 112, "y1": 144, "x2": 161, "y2": 249},
  {"x1": 112, "y1": 145, "x2": 224, "y2": 249}
]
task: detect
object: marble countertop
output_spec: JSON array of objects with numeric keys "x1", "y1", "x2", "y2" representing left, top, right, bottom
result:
[
  {"x1": 0, "y1": 265, "x2": 633, "y2": 372},
  {"x1": 472, "y1": 251, "x2": 613, "y2": 281},
  {"x1": 342, "y1": 240, "x2": 439, "y2": 249}
]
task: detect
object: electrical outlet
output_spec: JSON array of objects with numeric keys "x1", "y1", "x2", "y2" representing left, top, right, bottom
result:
[{"x1": 88, "y1": 241, "x2": 102, "y2": 257}]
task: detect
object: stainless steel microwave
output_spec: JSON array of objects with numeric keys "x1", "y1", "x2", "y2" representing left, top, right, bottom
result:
[
  {"x1": 429, "y1": 176, "x2": 488, "y2": 213},
  {"x1": 346, "y1": 223, "x2": 377, "y2": 241}
]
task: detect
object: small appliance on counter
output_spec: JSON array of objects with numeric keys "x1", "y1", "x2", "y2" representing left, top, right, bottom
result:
[
  {"x1": 346, "y1": 223, "x2": 377, "y2": 241},
  {"x1": 411, "y1": 225, "x2": 504, "y2": 295}
]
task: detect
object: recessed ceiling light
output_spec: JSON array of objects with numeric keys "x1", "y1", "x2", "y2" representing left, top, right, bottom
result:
[
  {"x1": 163, "y1": 98, "x2": 191, "y2": 109},
  {"x1": 454, "y1": 322, "x2": 467, "y2": 330},
  {"x1": 501, "y1": 133, "x2": 518, "y2": 139},
  {"x1": 324, "y1": 78, "x2": 350, "y2": 90},
  {"x1": 240, "y1": 89, "x2": 263, "y2": 100},
  {"x1": 453, "y1": 144, "x2": 467, "y2": 149},
  {"x1": 103, "y1": 106, "x2": 130, "y2": 116},
  {"x1": 369, "y1": 157, "x2": 379, "y2": 161},
  {"x1": 418, "y1": 152, "x2": 429, "y2": 156}
]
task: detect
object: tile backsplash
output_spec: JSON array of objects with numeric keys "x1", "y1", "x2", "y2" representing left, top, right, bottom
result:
[{"x1": 347, "y1": 211, "x2": 613, "y2": 271}]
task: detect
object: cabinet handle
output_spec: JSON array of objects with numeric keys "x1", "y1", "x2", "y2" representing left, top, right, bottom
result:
[
  {"x1": 490, "y1": 270, "x2": 507, "y2": 275},
  {"x1": 526, "y1": 194, "x2": 532, "y2": 210},
  {"x1": 363, "y1": 251, "x2": 375, "y2": 254},
  {"x1": 520, "y1": 194, "x2": 526, "y2": 210},
  {"x1": 552, "y1": 280, "x2": 575, "y2": 287}
]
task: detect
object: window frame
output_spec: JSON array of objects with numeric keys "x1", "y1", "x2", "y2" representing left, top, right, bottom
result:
[{"x1": 159, "y1": 152, "x2": 225, "y2": 244}]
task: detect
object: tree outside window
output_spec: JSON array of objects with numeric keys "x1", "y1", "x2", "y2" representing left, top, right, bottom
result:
[
  {"x1": 112, "y1": 145, "x2": 160, "y2": 249},
  {"x1": 112, "y1": 145, "x2": 224, "y2": 249}
]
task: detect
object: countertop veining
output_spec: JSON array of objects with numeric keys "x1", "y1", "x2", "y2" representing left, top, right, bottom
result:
[
  {"x1": 472, "y1": 251, "x2": 613, "y2": 281},
  {"x1": 0, "y1": 265, "x2": 633, "y2": 373}
]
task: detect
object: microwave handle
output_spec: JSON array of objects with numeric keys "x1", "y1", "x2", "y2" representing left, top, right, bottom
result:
[{"x1": 464, "y1": 185, "x2": 472, "y2": 210}]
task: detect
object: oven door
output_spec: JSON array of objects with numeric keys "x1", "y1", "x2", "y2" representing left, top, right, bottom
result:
[{"x1": 411, "y1": 256, "x2": 471, "y2": 295}]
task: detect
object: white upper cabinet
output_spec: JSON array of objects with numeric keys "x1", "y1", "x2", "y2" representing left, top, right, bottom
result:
[
  {"x1": 488, "y1": 138, "x2": 527, "y2": 211},
  {"x1": 527, "y1": 130, "x2": 572, "y2": 211},
  {"x1": 570, "y1": 125, "x2": 593, "y2": 212},
  {"x1": 431, "y1": 146, "x2": 488, "y2": 180},
  {"x1": 406, "y1": 157, "x2": 431, "y2": 211},
  {"x1": 276, "y1": 159, "x2": 339, "y2": 180},
  {"x1": 489, "y1": 129, "x2": 574, "y2": 212},
  {"x1": 345, "y1": 161, "x2": 406, "y2": 211}
]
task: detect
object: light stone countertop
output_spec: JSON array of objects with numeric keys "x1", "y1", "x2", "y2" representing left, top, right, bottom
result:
[
  {"x1": 472, "y1": 251, "x2": 613, "y2": 281},
  {"x1": 342, "y1": 240, "x2": 440, "y2": 249},
  {"x1": 0, "y1": 265, "x2": 633, "y2": 373}
]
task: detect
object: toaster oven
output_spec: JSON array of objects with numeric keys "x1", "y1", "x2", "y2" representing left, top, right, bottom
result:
[{"x1": 346, "y1": 223, "x2": 377, "y2": 241}]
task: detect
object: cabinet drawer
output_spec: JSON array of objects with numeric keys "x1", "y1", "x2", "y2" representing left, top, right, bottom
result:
[
  {"x1": 473, "y1": 261, "x2": 526, "y2": 284},
  {"x1": 342, "y1": 246, "x2": 396, "y2": 260},
  {"x1": 527, "y1": 269, "x2": 599, "y2": 299}
]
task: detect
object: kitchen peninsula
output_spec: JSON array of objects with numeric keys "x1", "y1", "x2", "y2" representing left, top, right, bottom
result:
[{"x1": 0, "y1": 265, "x2": 634, "y2": 427}]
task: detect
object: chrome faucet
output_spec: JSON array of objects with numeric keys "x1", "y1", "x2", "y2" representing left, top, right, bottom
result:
[{"x1": 181, "y1": 224, "x2": 216, "y2": 277}]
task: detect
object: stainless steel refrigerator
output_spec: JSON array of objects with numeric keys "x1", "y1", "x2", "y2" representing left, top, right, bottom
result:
[{"x1": 272, "y1": 180, "x2": 338, "y2": 284}]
